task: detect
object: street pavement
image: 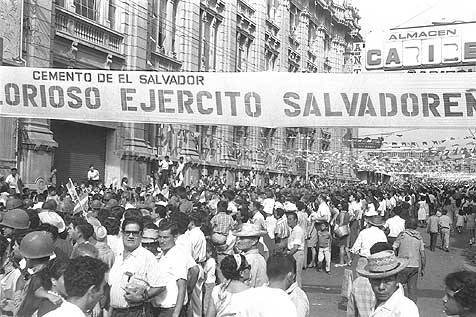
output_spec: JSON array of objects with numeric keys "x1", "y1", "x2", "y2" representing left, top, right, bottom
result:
[{"x1": 303, "y1": 228, "x2": 470, "y2": 317}]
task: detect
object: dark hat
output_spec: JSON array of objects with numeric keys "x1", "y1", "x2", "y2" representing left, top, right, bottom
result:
[
  {"x1": 42, "y1": 199, "x2": 58, "y2": 211},
  {"x1": 5, "y1": 198, "x2": 23, "y2": 210}
]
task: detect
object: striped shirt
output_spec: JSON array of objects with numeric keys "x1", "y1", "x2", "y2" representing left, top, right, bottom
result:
[{"x1": 211, "y1": 212, "x2": 235, "y2": 235}]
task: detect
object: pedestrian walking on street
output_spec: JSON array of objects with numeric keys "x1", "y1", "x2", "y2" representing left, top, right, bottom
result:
[
  {"x1": 439, "y1": 210, "x2": 452, "y2": 252},
  {"x1": 316, "y1": 222, "x2": 332, "y2": 274},
  {"x1": 393, "y1": 218, "x2": 426, "y2": 303},
  {"x1": 427, "y1": 210, "x2": 439, "y2": 251}
]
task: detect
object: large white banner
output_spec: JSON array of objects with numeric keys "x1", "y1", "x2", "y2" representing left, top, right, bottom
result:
[{"x1": 1, "y1": 66, "x2": 476, "y2": 128}]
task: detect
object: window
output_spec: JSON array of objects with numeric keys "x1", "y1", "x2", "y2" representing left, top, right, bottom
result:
[
  {"x1": 157, "y1": 0, "x2": 168, "y2": 49},
  {"x1": 266, "y1": 0, "x2": 278, "y2": 20},
  {"x1": 74, "y1": 0, "x2": 97, "y2": 21},
  {"x1": 56, "y1": 0, "x2": 65, "y2": 7},
  {"x1": 199, "y1": 10, "x2": 220, "y2": 71},
  {"x1": 108, "y1": 0, "x2": 116, "y2": 29},
  {"x1": 289, "y1": 4, "x2": 299, "y2": 35}
]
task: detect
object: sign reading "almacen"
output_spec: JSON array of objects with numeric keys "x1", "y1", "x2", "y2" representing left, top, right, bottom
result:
[
  {"x1": 365, "y1": 22, "x2": 476, "y2": 70},
  {"x1": 2, "y1": 66, "x2": 476, "y2": 128}
]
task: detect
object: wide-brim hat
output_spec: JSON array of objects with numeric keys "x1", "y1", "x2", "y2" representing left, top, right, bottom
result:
[
  {"x1": 38, "y1": 211, "x2": 66, "y2": 233},
  {"x1": 357, "y1": 250, "x2": 409, "y2": 279},
  {"x1": 232, "y1": 223, "x2": 267, "y2": 237},
  {"x1": 366, "y1": 215, "x2": 385, "y2": 227},
  {"x1": 142, "y1": 228, "x2": 159, "y2": 244}
]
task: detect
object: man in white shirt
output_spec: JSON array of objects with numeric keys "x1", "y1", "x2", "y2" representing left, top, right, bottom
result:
[
  {"x1": 350, "y1": 216, "x2": 388, "y2": 258},
  {"x1": 158, "y1": 155, "x2": 171, "y2": 189},
  {"x1": 5, "y1": 167, "x2": 21, "y2": 194},
  {"x1": 267, "y1": 253, "x2": 309, "y2": 317},
  {"x1": 87, "y1": 165, "x2": 100, "y2": 187},
  {"x1": 286, "y1": 212, "x2": 305, "y2": 287},
  {"x1": 150, "y1": 220, "x2": 188, "y2": 317},
  {"x1": 108, "y1": 217, "x2": 164, "y2": 315},
  {"x1": 234, "y1": 286, "x2": 297, "y2": 317},
  {"x1": 309, "y1": 195, "x2": 331, "y2": 224},
  {"x1": 384, "y1": 209, "x2": 406, "y2": 245},
  {"x1": 357, "y1": 250, "x2": 419, "y2": 317},
  {"x1": 175, "y1": 156, "x2": 186, "y2": 187},
  {"x1": 44, "y1": 256, "x2": 108, "y2": 317}
]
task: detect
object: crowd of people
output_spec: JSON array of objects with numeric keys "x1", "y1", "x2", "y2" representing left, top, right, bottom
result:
[{"x1": 0, "y1": 166, "x2": 476, "y2": 317}]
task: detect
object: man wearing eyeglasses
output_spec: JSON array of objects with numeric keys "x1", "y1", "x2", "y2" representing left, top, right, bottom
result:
[{"x1": 108, "y1": 216, "x2": 164, "y2": 317}]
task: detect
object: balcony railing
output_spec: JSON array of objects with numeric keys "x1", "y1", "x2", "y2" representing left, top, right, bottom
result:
[{"x1": 55, "y1": 7, "x2": 124, "y2": 55}]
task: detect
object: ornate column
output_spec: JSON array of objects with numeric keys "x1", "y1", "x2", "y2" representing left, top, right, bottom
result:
[
  {"x1": 121, "y1": 123, "x2": 154, "y2": 185},
  {"x1": 297, "y1": 8, "x2": 310, "y2": 70},
  {"x1": 176, "y1": 0, "x2": 201, "y2": 71},
  {"x1": 18, "y1": 0, "x2": 58, "y2": 190}
]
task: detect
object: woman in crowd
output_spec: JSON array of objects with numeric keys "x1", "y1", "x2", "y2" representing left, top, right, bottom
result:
[
  {"x1": 442, "y1": 270, "x2": 476, "y2": 317},
  {"x1": 206, "y1": 254, "x2": 251, "y2": 317}
]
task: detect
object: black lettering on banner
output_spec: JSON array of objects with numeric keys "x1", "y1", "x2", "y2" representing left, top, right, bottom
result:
[
  {"x1": 67, "y1": 87, "x2": 83, "y2": 108},
  {"x1": 421, "y1": 93, "x2": 440, "y2": 117},
  {"x1": 401, "y1": 93, "x2": 418, "y2": 116},
  {"x1": 358, "y1": 93, "x2": 377, "y2": 116},
  {"x1": 215, "y1": 91, "x2": 223, "y2": 115},
  {"x1": 84, "y1": 73, "x2": 92, "y2": 82},
  {"x1": 303, "y1": 93, "x2": 321, "y2": 116},
  {"x1": 49, "y1": 86, "x2": 64, "y2": 108},
  {"x1": 121, "y1": 88, "x2": 137, "y2": 111},
  {"x1": 466, "y1": 92, "x2": 476, "y2": 116},
  {"x1": 283, "y1": 92, "x2": 301, "y2": 117},
  {"x1": 5, "y1": 83, "x2": 20, "y2": 106},
  {"x1": 32, "y1": 71, "x2": 41, "y2": 80},
  {"x1": 85, "y1": 87, "x2": 100, "y2": 109},
  {"x1": 141, "y1": 90, "x2": 156, "y2": 112},
  {"x1": 341, "y1": 93, "x2": 358, "y2": 116},
  {"x1": 177, "y1": 90, "x2": 194, "y2": 114},
  {"x1": 378, "y1": 93, "x2": 397, "y2": 117},
  {"x1": 324, "y1": 93, "x2": 342, "y2": 116},
  {"x1": 158, "y1": 90, "x2": 175, "y2": 113},
  {"x1": 244, "y1": 92, "x2": 261, "y2": 117},
  {"x1": 38, "y1": 85, "x2": 47, "y2": 107},
  {"x1": 224, "y1": 92, "x2": 240, "y2": 116},
  {"x1": 22, "y1": 84, "x2": 38, "y2": 107},
  {"x1": 197, "y1": 91, "x2": 213, "y2": 115},
  {"x1": 443, "y1": 93, "x2": 463, "y2": 117}
]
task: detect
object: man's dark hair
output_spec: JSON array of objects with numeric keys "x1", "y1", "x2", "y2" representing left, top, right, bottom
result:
[
  {"x1": 370, "y1": 242, "x2": 393, "y2": 254},
  {"x1": 11, "y1": 168, "x2": 17, "y2": 171},
  {"x1": 267, "y1": 253, "x2": 296, "y2": 280},
  {"x1": 38, "y1": 223, "x2": 59, "y2": 240},
  {"x1": 217, "y1": 200, "x2": 228, "y2": 213},
  {"x1": 121, "y1": 216, "x2": 144, "y2": 232},
  {"x1": 64, "y1": 256, "x2": 108, "y2": 298},
  {"x1": 168, "y1": 211, "x2": 190, "y2": 234},
  {"x1": 158, "y1": 219, "x2": 179, "y2": 236},
  {"x1": 405, "y1": 218, "x2": 419, "y2": 230},
  {"x1": 77, "y1": 223, "x2": 94, "y2": 240}
]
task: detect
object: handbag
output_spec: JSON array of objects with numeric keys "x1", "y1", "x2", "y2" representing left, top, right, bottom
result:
[{"x1": 334, "y1": 212, "x2": 350, "y2": 238}]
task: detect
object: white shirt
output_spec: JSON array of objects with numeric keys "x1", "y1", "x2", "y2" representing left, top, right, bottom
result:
[
  {"x1": 159, "y1": 160, "x2": 171, "y2": 170},
  {"x1": 348, "y1": 200, "x2": 362, "y2": 220},
  {"x1": 87, "y1": 169, "x2": 99, "y2": 181},
  {"x1": 385, "y1": 216, "x2": 406, "y2": 238},
  {"x1": 350, "y1": 226, "x2": 387, "y2": 258},
  {"x1": 108, "y1": 246, "x2": 161, "y2": 308},
  {"x1": 262, "y1": 198, "x2": 275, "y2": 215},
  {"x1": 185, "y1": 227, "x2": 206, "y2": 263},
  {"x1": 370, "y1": 284, "x2": 419, "y2": 317},
  {"x1": 43, "y1": 300, "x2": 86, "y2": 317},
  {"x1": 176, "y1": 161, "x2": 185, "y2": 175},
  {"x1": 266, "y1": 216, "x2": 277, "y2": 239},
  {"x1": 151, "y1": 245, "x2": 188, "y2": 308},
  {"x1": 288, "y1": 225, "x2": 305, "y2": 251},
  {"x1": 234, "y1": 287, "x2": 297, "y2": 317},
  {"x1": 5, "y1": 174, "x2": 20, "y2": 193},
  {"x1": 309, "y1": 202, "x2": 331, "y2": 222}
]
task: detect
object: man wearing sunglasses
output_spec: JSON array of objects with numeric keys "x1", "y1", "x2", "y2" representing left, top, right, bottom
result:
[{"x1": 108, "y1": 216, "x2": 164, "y2": 317}]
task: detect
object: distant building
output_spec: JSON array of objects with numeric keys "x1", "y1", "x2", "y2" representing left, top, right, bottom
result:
[{"x1": 0, "y1": 0, "x2": 361, "y2": 189}]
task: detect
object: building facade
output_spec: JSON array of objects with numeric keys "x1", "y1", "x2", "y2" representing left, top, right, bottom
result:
[{"x1": 0, "y1": 0, "x2": 361, "y2": 190}]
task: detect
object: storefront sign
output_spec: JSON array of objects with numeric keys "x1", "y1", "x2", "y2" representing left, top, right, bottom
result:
[
  {"x1": 352, "y1": 138, "x2": 383, "y2": 149},
  {"x1": 365, "y1": 22, "x2": 476, "y2": 70},
  {"x1": 2, "y1": 66, "x2": 476, "y2": 128}
]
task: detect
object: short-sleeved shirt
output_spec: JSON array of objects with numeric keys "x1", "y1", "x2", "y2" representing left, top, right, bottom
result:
[
  {"x1": 288, "y1": 226, "x2": 305, "y2": 251},
  {"x1": 109, "y1": 246, "x2": 161, "y2": 308},
  {"x1": 393, "y1": 229, "x2": 424, "y2": 268},
  {"x1": 211, "y1": 212, "x2": 235, "y2": 235},
  {"x1": 151, "y1": 246, "x2": 188, "y2": 308},
  {"x1": 244, "y1": 249, "x2": 268, "y2": 288},
  {"x1": 385, "y1": 216, "x2": 405, "y2": 238}
]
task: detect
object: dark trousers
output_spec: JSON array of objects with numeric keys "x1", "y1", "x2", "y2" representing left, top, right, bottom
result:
[
  {"x1": 158, "y1": 170, "x2": 170, "y2": 189},
  {"x1": 387, "y1": 236, "x2": 396, "y2": 246},
  {"x1": 429, "y1": 232, "x2": 438, "y2": 251},
  {"x1": 398, "y1": 267, "x2": 419, "y2": 303},
  {"x1": 149, "y1": 306, "x2": 186, "y2": 317}
]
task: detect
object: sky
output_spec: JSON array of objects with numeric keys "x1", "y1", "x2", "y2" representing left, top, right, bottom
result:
[{"x1": 352, "y1": 0, "x2": 476, "y2": 142}]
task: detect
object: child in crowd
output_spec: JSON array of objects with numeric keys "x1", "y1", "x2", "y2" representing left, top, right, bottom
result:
[
  {"x1": 203, "y1": 240, "x2": 217, "y2": 316},
  {"x1": 427, "y1": 210, "x2": 439, "y2": 251},
  {"x1": 317, "y1": 222, "x2": 332, "y2": 274},
  {"x1": 456, "y1": 210, "x2": 466, "y2": 233}
]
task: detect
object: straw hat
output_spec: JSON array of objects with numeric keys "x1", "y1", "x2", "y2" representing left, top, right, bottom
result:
[
  {"x1": 366, "y1": 215, "x2": 385, "y2": 227},
  {"x1": 232, "y1": 223, "x2": 267, "y2": 237},
  {"x1": 142, "y1": 228, "x2": 159, "y2": 244},
  {"x1": 357, "y1": 250, "x2": 408, "y2": 279}
]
